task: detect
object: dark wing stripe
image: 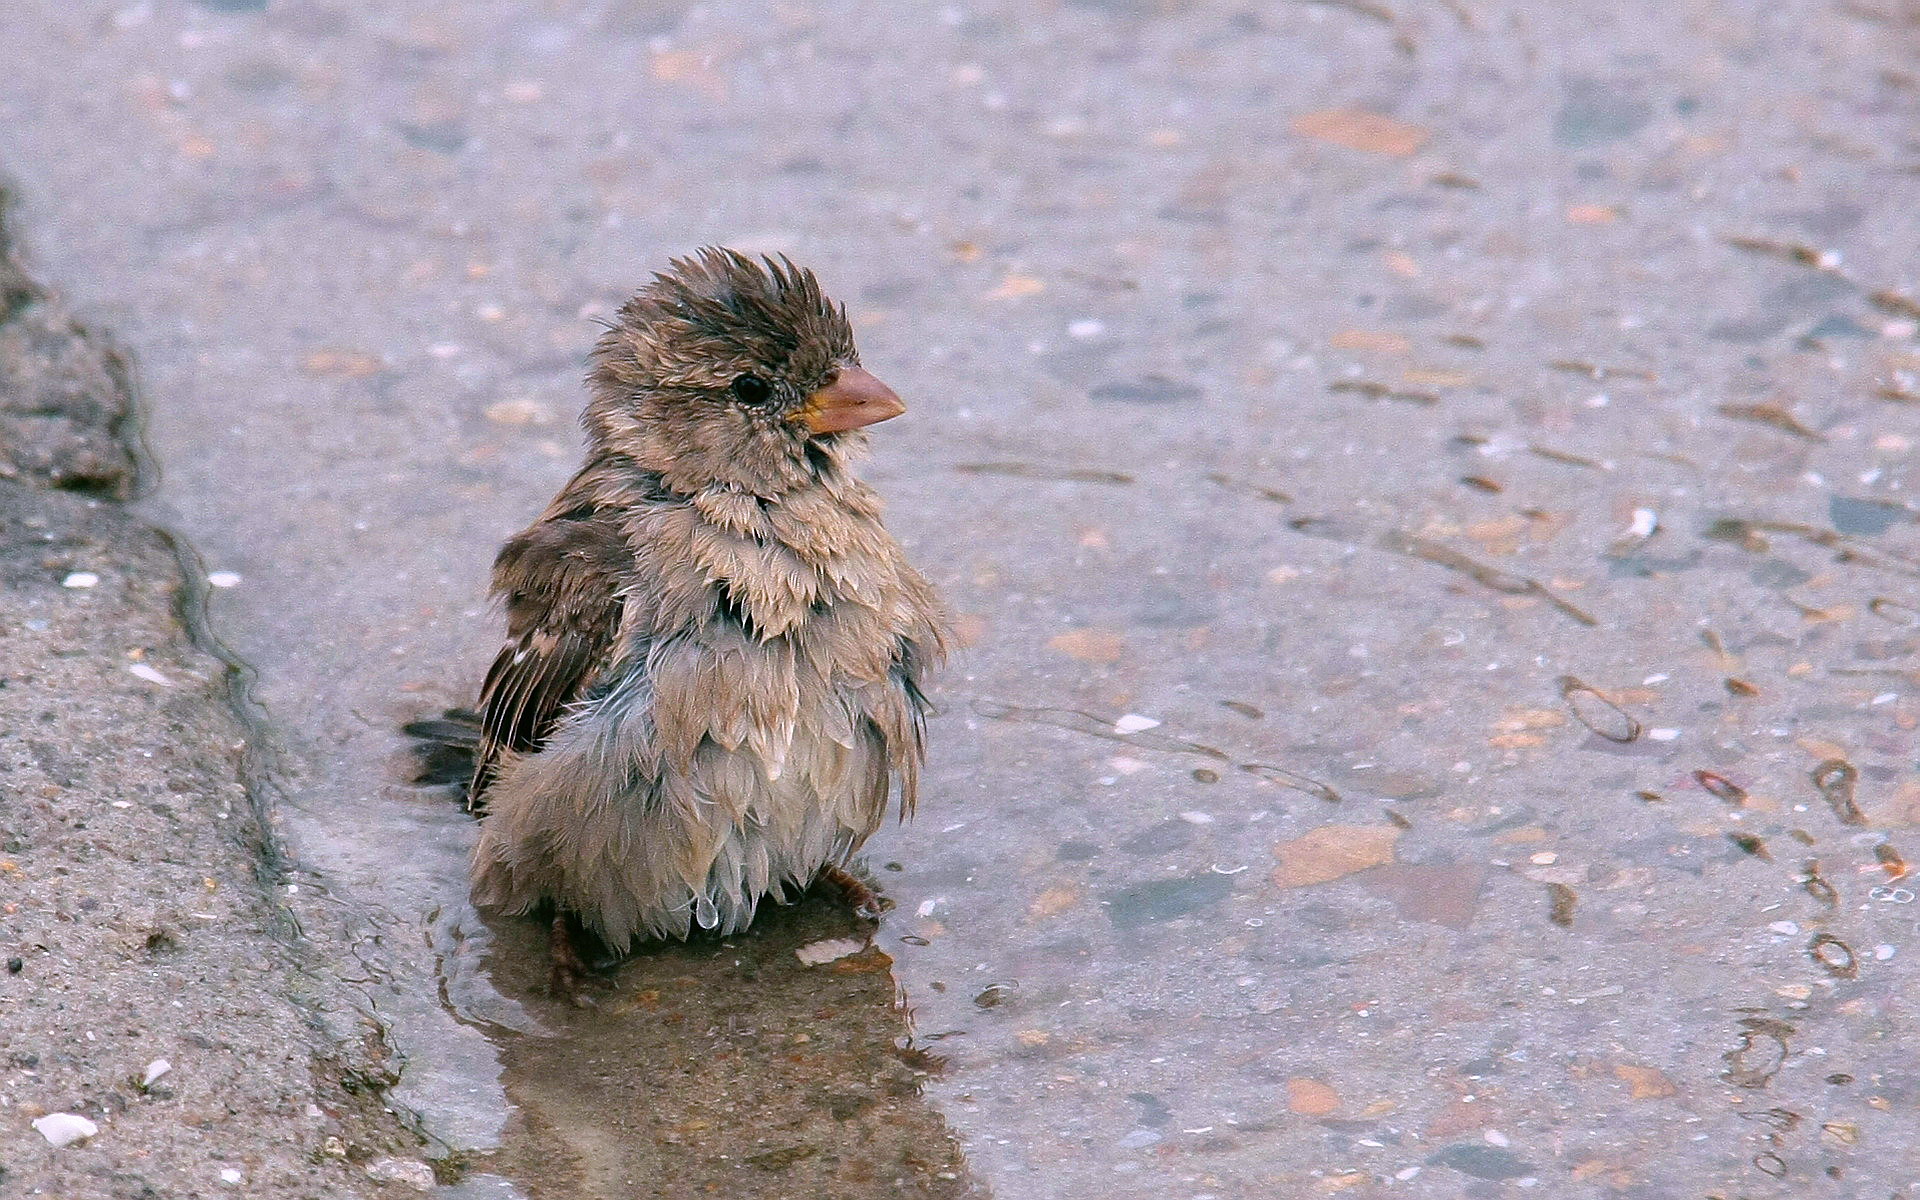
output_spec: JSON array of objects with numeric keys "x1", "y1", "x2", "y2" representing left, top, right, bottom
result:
[
  {"x1": 498, "y1": 642, "x2": 547, "y2": 750},
  {"x1": 470, "y1": 642, "x2": 529, "y2": 805},
  {"x1": 472, "y1": 636, "x2": 612, "y2": 806},
  {"x1": 519, "y1": 637, "x2": 580, "y2": 745}
]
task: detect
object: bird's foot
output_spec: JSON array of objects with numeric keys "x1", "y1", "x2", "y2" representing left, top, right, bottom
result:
[
  {"x1": 819, "y1": 864, "x2": 893, "y2": 922},
  {"x1": 547, "y1": 913, "x2": 615, "y2": 1007}
]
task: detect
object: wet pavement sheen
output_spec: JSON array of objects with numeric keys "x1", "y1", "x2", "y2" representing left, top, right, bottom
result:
[{"x1": 5, "y1": 1, "x2": 1920, "y2": 1196}]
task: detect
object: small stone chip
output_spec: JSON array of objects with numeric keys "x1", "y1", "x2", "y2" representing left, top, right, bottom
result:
[
  {"x1": 129, "y1": 663, "x2": 173, "y2": 686},
  {"x1": 1114, "y1": 713, "x2": 1161, "y2": 733},
  {"x1": 364, "y1": 1158, "x2": 437, "y2": 1191},
  {"x1": 63, "y1": 571, "x2": 100, "y2": 589},
  {"x1": 484, "y1": 398, "x2": 554, "y2": 426},
  {"x1": 794, "y1": 937, "x2": 867, "y2": 966},
  {"x1": 1284, "y1": 1076, "x2": 1341, "y2": 1116},
  {"x1": 34, "y1": 1112, "x2": 99, "y2": 1147},
  {"x1": 206, "y1": 571, "x2": 242, "y2": 588}
]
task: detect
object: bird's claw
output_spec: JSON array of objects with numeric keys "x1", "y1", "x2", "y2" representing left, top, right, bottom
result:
[{"x1": 820, "y1": 865, "x2": 890, "y2": 923}]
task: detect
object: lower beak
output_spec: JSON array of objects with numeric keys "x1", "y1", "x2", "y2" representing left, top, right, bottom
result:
[{"x1": 795, "y1": 366, "x2": 906, "y2": 434}]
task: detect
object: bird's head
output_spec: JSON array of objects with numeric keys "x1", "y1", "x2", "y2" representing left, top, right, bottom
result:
[{"x1": 584, "y1": 248, "x2": 904, "y2": 495}]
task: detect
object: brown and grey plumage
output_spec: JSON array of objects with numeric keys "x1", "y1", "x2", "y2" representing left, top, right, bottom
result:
[{"x1": 463, "y1": 249, "x2": 945, "y2": 986}]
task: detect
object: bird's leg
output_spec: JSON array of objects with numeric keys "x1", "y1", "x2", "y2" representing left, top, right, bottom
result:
[
  {"x1": 547, "y1": 911, "x2": 599, "y2": 1006},
  {"x1": 819, "y1": 864, "x2": 891, "y2": 921}
]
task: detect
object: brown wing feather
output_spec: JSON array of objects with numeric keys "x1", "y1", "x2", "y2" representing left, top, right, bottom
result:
[{"x1": 470, "y1": 496, "x2": 629, "y2": 810}]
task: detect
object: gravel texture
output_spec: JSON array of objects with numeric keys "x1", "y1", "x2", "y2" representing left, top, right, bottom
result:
[{"x1": 0, "y1": 186, "x2": 424, "y2": 1200}]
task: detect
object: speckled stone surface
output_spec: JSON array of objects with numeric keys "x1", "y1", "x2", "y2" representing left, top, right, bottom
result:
[{"x1": 0, "y1": 189, "x2": 424, "y2": 1200}]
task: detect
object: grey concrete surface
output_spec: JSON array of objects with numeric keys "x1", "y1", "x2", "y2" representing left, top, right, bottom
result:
[
  {"x1": 0, "y1": 190, "x2": 426, "y2": 1198},
  {"x1": 4, "y1": 0, "x2": 1920, "y2": 1197}
]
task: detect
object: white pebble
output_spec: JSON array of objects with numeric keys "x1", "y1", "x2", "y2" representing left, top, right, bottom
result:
[
  {"x1": 62, "y1": 571, "x2": 99, "y2": 589},
  {"x1": 33, "y1": 1113, "x2": 98, "y2": 1147},
  {"x1": 795, "y1": 937, "x2": 867, "y2": 966},
  {"x1": 1485, "y1": 1129, "x2": 1511, "y2": 1146},
  {"x1": 1068, "y1": 318, "x2": 1105, "y2": 339},
  {"x1": 219, "y1": 1168, "x2": 243, "y2": 1185},
  {"x1": 129, "y1": 663, "x2": 173, "y2": 686},
  {"x1": 1113, "y1": 713, "x2": 1161, "y2": 733},
  {"x1": 1768, "y1": 921, "x2": 1800, "y2": 936},
  {"x1": 1875, "y1": 944, "x2": 1897, "y2": 961},
  {"x1": 142, "y1": 1058, "x2": 171, "y2": 1087},
  {"x1": 1646, "y1": 728, "x2": 1680, "y2": 742},
  {"x1": 1626, "y1": 508, "x2": 1658, "y2": 538},
  {"x1": 364, "y1": 1158, "x2": 437, "y2": 1190},
  {"x1": 1178, "y1": 811, "x2": 1215, "y2": 825},
  {"x1": 206, "y1": 571, "x2": 242, "y2": 588}
]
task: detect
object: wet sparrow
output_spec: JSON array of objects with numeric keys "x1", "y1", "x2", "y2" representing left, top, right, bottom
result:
[{"x1": 459, "y1": 250, "x2": 946, "y2": 995}]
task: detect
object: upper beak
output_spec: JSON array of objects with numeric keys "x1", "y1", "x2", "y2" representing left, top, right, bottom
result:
[{"x1": 795, "y1": 366, "x2": 906, "y2": 434}]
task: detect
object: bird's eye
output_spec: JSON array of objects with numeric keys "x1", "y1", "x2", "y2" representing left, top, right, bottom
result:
[{"x1": 730, "y1": 373, "x2": 772, "y2": 406}]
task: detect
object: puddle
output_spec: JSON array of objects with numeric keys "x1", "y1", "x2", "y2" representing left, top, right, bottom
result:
[{"x1": 482, "y1": 899, "x2": 968, "y2": 1198}]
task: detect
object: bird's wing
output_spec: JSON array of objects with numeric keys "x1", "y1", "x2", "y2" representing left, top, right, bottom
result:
[{"x1": 470, "y1": 505, "x2": 629, "y2": 809}]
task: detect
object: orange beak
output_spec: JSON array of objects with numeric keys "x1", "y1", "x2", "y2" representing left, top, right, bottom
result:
[{"x1": 794, "y1": 366, "x2": 906, "y2": 434}]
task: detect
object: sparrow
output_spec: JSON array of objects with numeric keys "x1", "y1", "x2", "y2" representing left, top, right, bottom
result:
[{"x1": 457, "y1": 249, "x2": 947, "y2": 995}]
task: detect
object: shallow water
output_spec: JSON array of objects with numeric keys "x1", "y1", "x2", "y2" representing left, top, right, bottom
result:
[{"x1": 5, "y1": 1, "x2": 1920, "y2": 1195}]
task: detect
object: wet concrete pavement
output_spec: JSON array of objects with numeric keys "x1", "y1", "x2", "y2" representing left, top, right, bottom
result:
[
  {"x1": 0, "y1": 188, "x2": 430, "y2": 1200},
  {"x1": 5, "y1": 0, "x2": 1920, "y2": 1195}
]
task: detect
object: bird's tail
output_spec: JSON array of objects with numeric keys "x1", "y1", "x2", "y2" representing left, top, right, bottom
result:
[{"x1": 402, "y1": 707, "x2": 483, "y2": 807}]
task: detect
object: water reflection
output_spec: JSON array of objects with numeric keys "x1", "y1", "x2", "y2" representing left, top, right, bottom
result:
[{"x1": 478, "y1": 897, "x2": 970, "y2": 1198}]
